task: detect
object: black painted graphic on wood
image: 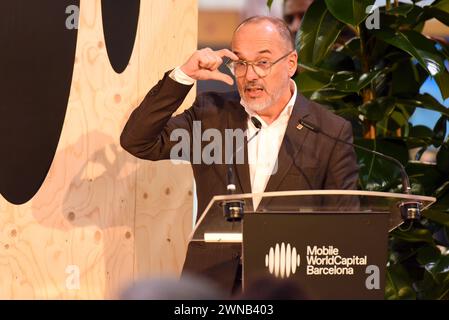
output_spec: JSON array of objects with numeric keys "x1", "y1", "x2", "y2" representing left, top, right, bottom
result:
[
  {"x1": 102, "y1": 0, "x2": 140, "y2": 74},
  {"x1": 0, "y1": 1, "x2": 79, "y2": 204}
]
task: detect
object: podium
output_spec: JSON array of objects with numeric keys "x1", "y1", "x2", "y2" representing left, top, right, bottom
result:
[{"x1": 185, "y1": 190, "x2": 435, "y2": 299}]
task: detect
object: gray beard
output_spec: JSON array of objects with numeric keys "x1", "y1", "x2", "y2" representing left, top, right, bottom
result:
[
  {"x1": 243, "y1": 89, "x2": 282, "y2": 114},
  {"x1": 244, "y1": 98, "x2": 272, "y2": 113}
]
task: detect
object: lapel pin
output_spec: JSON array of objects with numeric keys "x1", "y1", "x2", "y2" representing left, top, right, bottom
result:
[{"x1": 296, "y1": 123, "x2": 304, "y2": 131}]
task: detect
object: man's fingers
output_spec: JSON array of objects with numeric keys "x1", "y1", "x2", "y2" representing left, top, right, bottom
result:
[
  {"x1": 208, "y1": 69, "x2": 234, "y2": 85},
  {"x1": 199, "y1": 52, "x2": 223, "y2": 70},
  {"x1": 182, "y1": 48, "x2": 237, "y2": 81},
  {"x1": 216, "y1": 49, "x2": 239, "y2": 61}
]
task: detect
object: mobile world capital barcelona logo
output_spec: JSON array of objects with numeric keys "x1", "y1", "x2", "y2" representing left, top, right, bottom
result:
[
  {"x1": 265, "y1": 243, "x2": 369, "y2": 278},
  {"x1": 265, "y1": 243, "x2": 300, "y2": 278}
]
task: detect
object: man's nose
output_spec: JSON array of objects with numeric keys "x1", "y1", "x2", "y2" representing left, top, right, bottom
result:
[{"x1": 245, "y1": 64, "x2": 260, "y2": 81}]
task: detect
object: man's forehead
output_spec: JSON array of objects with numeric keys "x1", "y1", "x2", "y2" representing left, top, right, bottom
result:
[
  {"x1": 232, "y1": 37, "x2": 282, "y2": 56},
  {"x1": 232, "y1": 48, "x2": 273, "y2": 58},
  {"x1": 234, "y1": 20, "x2": 277, "y2": 36},
  {"x1": 232, "y1": 22, "x2": 282, "y2": 47}
]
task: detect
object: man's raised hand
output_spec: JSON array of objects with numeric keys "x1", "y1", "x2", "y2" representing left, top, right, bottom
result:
[{"x1": 180, "y1": 48, "x2": 239, "y2": 85}]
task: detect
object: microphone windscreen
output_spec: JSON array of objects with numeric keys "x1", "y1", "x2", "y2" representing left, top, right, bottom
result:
[{"x1": 250, "y1": 116, "x2": 262, "y2": 129}]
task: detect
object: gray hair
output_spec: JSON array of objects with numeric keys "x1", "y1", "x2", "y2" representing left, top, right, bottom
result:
[{"x1": 234, "y1": 16, "x2": 295, "y2": 51}]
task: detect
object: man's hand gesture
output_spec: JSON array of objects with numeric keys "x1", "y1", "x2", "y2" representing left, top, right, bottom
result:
[{"x1": 180, "y1": 48, "x2": 239, "y2": 85}]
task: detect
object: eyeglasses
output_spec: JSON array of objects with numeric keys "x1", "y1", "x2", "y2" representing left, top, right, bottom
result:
[{"x1": 226, "y1": 50, "x2": 294, "y2": 78}]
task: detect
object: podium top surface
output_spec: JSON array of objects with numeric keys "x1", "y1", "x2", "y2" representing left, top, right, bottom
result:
[{"x1": 190, "y1": 190, "x2": 436, "y2": 241}]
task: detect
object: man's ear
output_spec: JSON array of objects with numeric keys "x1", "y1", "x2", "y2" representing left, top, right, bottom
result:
[{"x1": 288, "y1": 51, "x2": 298, "y2": 78}]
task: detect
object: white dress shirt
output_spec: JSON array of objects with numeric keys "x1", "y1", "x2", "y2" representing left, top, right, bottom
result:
[
  {"x1": 169, "y1": 67, "x2": 297, "y2": 210},
  {"x1": 242, "y1": 81, "x2": 296, "y2": 209}
]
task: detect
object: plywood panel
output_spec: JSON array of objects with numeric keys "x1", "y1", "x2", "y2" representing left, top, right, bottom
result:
[
  {"x1": 134, "y1": 0, "x2": 197, "y2": 279},
  {"x1": 0, "y1": 0, "x2": 197, "y2": 299}
]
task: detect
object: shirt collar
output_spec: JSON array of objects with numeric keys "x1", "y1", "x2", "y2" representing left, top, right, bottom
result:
[{"x1": 241, "y1": 79, "x2": 297, "y2": 128}]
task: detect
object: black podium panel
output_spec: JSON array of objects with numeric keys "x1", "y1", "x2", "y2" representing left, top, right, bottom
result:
[
  {"x1": 182, "y1": 242, "x2": 242, "y2": 294},
  {"x1": 243, "y1": 212, "x2": 389, "y2": 299}
]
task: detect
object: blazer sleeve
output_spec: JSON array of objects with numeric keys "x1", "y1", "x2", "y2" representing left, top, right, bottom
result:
[{"x1": 120, "y1": 71, "x2": 200, "y2": 161}]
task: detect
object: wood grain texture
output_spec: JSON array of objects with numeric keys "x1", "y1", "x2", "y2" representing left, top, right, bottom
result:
[
  {"x1": 0, "y1": 0, "x2": 197, "y2": 299},
  {"x1": 134, "y1": 0, "x2": 197, "y2": 280}
]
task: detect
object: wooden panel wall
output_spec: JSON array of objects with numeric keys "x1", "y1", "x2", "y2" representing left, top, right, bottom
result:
[{"x1": 0, "y1": 0, "x2": 197, "y2": 299}]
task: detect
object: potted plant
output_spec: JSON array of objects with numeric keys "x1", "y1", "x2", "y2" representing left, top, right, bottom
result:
[{"x1": 269, "y1": 0, "x2": 449, "y2": 299}]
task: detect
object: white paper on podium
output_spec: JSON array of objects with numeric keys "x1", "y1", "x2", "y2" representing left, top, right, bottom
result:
[{"x1": 204, "y1": 233, "x2": 243, "y2": 243}]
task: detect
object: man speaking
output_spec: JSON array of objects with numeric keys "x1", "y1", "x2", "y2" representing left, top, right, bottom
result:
[{"x1": 120, "y1": 16, "x2": 359, "y2": 292}]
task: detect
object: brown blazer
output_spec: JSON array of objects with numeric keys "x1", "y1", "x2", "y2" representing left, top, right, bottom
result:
[{"x1": 120, "y1": 71, "x2": 359, "y2": 219}]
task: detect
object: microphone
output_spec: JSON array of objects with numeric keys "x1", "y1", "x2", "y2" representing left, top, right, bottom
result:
[
  {"x1": 298, "y1": 118, "x2": 421, "y2": 221},
  {"x1": 223, "y1": 116, "x2": 262, "y2": 222}
]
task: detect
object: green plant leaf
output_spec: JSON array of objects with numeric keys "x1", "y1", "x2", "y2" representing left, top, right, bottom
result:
[
  {"x1": 409, "y1": 125, "x2": 435, "y2": 140},
  {"x1": 389, "y1": 109, "x2": 410, "y2": 131},
  {"x1": 324, "y1": 0, "x2": 375, "y2": 26},
  {"x1": 434, "y1": 71, "x2": 449, "y2": 100},
  {"x1": 392, "y1": 60, "x2": 422, "y2": 96},
  {"x1": 354, "y1": 138, "x2": 408, "y2": 191},
  {"x1": 423, "y1": 209, "x2": 449, "y2": 227},
  {"x1": 333, "y1": 107, "x2": 362, "y2": 119},
  {"x1": 404, "y1": 1, "x2": 449, "y2": 29},
  {"x1": 318, "y1": 50, "x2": 356, "y2": 72},
  {"x1": 297, "y1": 0, "x2": 345, "y2": 65},
  {"x1": 417, "y1": 245, "x2": 441, "y2": 265},
  {"x1": 397, "y1": 94, "x2": 449, "y2": 118},
  {"x1": 391, "y1": 227, "x2": 435, "y2": 244},
  {"x1": 359, "y1": 97, "x2": 396, "y2": 121},
  {"x1": 406, "y1": 137, "x2": 434, "y2": 149},
  {"x1": 431, "y1": 182, "x2": 449, "y2": 215},
  {"x1": 406, "y1": 162, "x2": 443, "y2": 195},
  {"x1": 296, "y1": 71, "x2": 330, "y2": 98},
  {"x1": 436, "y1": 180, "x2": 449, "y2": 197},
  {"x1": 266, "y1": 0, "x2": 274, "y2": 9},
  {"x1": 431, "y1": 0, "x2": 449, "y2": 23},
  {"x1": 373, "y1": 28, "x2": 446, "y2": 76},
  {"x1": 309, "y1": 87, "x2": 349, "y2": 102},
  {"x1": 415, "y1": 268, "x2": 449, "y2": 299},
  {"x1": 437, "y1": 141, "x2": 449, "y2": 174},
  {"x1": 385, "y1": 263, "x2": 417, "y2": 300},
  {"x1": 425, "y1": 7, "x2": 449, "y2": 25},
  {"x1": 329, "y1": 69, "x2": 385, "y2": 93},
  {"x1": 433, "y1": 115, "x2": 448, "y2": 147},
  {"x1": 425, "y1": 255, "x2": 449, "y2": 275},
  {"x1": 291, "y1": 0, "x2": 449, "y2": 301},
  {"x1": 341, "y1": 37, "x2": 361, "y2": 57},
  {"x1": 382, "y1": 4, "x2": 426, "y2": 30},
  {"x1": 433, "y1": 0, "x2": 449, "y2": 11}
]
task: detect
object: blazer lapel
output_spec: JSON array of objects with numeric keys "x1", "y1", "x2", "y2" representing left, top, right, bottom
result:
[
  {"x1": 227, "y1": 102, "x2": 252, "y2": 194},
  {"x1": 260, "y1": 93, "x2": 313, "y2": 207},
  {"x1": 223, "y1": 93, "x2": 315, "y2": 200}
]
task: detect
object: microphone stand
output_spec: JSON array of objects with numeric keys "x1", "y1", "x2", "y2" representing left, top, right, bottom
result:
[
  {"x1": 223, "y1": 117, "x2": 262, "y2": 222},
  {"x1": 299, "y1": 119, "x2": 422, "y2": 222}
]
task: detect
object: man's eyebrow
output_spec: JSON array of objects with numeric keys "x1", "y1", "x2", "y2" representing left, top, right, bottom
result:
[{"x1": 232, "y1": 49, "x2": 272, "y2": 59}]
